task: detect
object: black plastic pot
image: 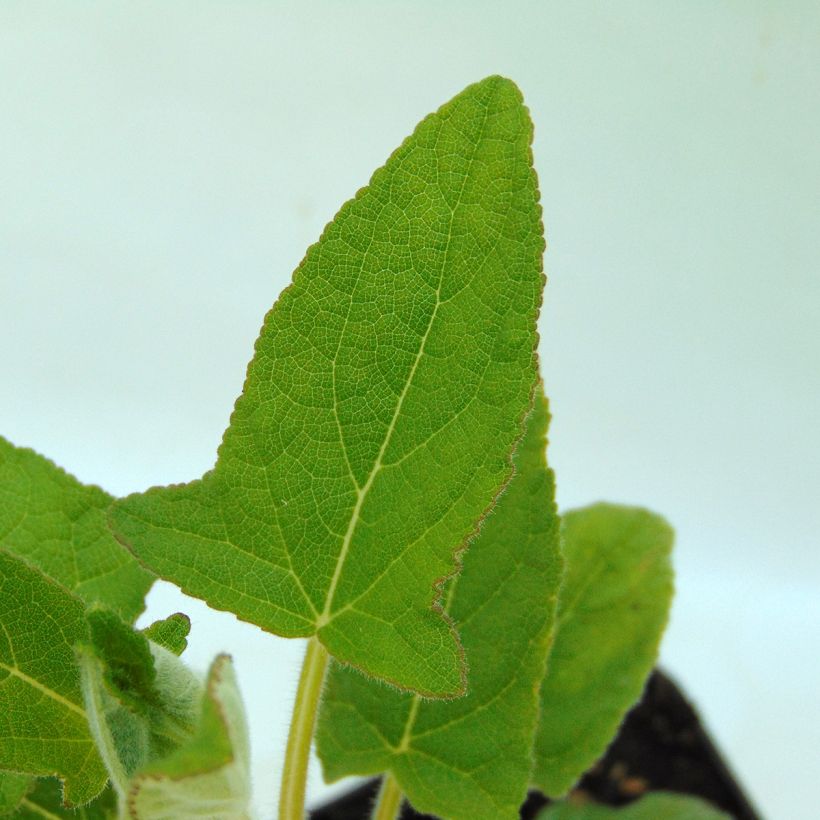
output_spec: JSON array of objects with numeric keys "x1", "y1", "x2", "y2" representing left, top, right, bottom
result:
[{"x1": 310, "y1": 670, "x2": 760, "y2": 820}]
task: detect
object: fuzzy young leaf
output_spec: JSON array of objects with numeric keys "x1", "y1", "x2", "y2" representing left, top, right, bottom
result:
[
  {"x1": 15, "y1": 779, "x2": 117, "y2": 819},
  {"x1": 126, "y1": 654, "x2": 251, "y2": 820},
  {"x1": 0, "y1": 437, "x2": 153, "y2": 623},
  {"x1": 538, "y1": 792, "x2": 730, "y2": 820},
  {"x1": 142, "y1": 614, "x2": 191, "y2": 656},
  {"x1": 88, "y1": 610, "x2": 159, "y2": 715},
  {"x1": 0, "y1": 772, "x2": 31, "y2": 815},
  {"x1": 78, "y1": 615, "x2": 203, "y2": 784},
  {"x1": 110, "y1": 75, "x2": 544, "y2": 696},
  {"x1": 0, "y1": 551, "x2": 107, "y2": 805},
  {"x1": 317, "y1": 389, "x2": 562, "y2": 819},
  {"x1": 532, "y1": 505, "x2": 674, "y2": 796}
]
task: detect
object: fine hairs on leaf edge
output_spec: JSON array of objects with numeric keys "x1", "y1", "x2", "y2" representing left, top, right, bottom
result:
[{"x1": 107, "y1": 75, "x2": 546, "y2": 701}]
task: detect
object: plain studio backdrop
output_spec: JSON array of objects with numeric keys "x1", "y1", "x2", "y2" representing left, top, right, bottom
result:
[{"x1": 1, "y1": 3, "x2": 818, "y2": 818}]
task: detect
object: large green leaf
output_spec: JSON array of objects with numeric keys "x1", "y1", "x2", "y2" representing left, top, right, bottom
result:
[
  {"x1": 127, "y1": 654, "x2": 251, "y2": 820},
  {"x1": 0, "y1": 550, "x2": 107, "y2": 806},
  {"x1": 111, "y1": 75, "x2": 544, "y2": 696},
  {"x1": 316, "y1": 388, "x2": 562, "y2": 819},
  {"x1": 532, "y1": 505, "x2": 674, "y2": 796},
  {"x1": 0, "y1": 437, "x2": 153, "y2": 623},
  {"x1": 538, "y1": 792, "x2": 730, "y2": 820}
]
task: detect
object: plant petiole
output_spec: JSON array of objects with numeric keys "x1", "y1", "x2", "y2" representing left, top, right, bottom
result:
[
  {"x1": 371, "y1": 772, "x2": 404, "y2": 820},
  {"x1": 279, "y1": 636, "x2": 330, "y2": 820}
]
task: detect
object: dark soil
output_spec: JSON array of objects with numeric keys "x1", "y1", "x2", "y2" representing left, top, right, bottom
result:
[{"x1": 310, "y1": 669, "x2": 760, "y2": 819}]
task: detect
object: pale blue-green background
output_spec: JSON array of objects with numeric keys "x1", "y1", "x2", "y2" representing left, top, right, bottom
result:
[{"x1": 1, "y1": 3, "x2": 817, "y2": 818}]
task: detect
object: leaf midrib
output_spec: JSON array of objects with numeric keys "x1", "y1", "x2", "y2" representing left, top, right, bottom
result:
[{"x1": 318, "y1": 91, "x2": 495, "y2": 626}]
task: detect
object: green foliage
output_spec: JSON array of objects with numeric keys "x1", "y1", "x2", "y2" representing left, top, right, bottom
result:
[
  {"x1": 0, "y1": 773, "x2": 30, "y2": 816},
  {"x1": 110, "y1": 74, "x2": 544, "y2": 697},
  {"x1": 78, "y1": 618, "x2": 203, "y2": 785},
  {"x1": 77, "y1": 625, "x2": 249, "y2": 819},
  {"x1": 0, "y1": 551, "x2": 107, "y2": 806},
  {"x1": 88, "y1": 610, "x2": 161, "y2": 716},
  {"x1": 142, "y1": 614, "x2": 191, "y2": 656},
  {"x1": 14, "y1": 779, "x2": 117, "y2": 819},
  {"x1": 127, "y1": 655, "x2": 251, "y2": 820},
  {"x1": 317, "y1": 389, "x2": 563, "y2": 819},
  {"x1": 532, "y1": 505, "x2": 674, "y2": 796},
  {"x1": 0, "y1": 76, "x2": 694, "y2": 820},
  {"x1": 538, "y1": 793, "x2": 730, "y2": 820},
  {"x1": 0, "y1": 437, "x2": 153, "y2": 623}
]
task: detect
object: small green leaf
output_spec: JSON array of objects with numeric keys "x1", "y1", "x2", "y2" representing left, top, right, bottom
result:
[
  {"x1": 0, "y1": 550, "x2": 107, "y2": 806},
  {"x1": 538, "y1": 792, "x2": 730, "y2": 820},
  {"x1": 88, "y1": 610, "x2": 159, "y2": 715},
  {"x1": 0, "y1": 771, "x2": 31, "y2": 815},
  {"x1": 532, "y1": 504, "x2": 674, "y2": 796},
  {"x1": 111, "y1": 75, "x2": 545, "y2": 696},
  {"x1": 126, "y1": 654, "x2": 251, "y2": 820},
  {"x1": 15, "y1": 778, "x2": 117, "y2": 819},
  {"x1": 317, "y1": 388, "x2": 563, "y2": 819},
  {"x1": 142, "y1": 614, "x2": 191, "y2": 656},
  {"x1": 78, "y1": 614, "x2": 203, "y2": 784},
  {"x1": 0, "y1": 437, "x2": 153, "y2": 623}
]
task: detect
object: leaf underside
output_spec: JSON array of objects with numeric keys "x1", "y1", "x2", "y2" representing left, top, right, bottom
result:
[
  {"x1": 532, "y1": 504, "x2": 674, "y2": 797},
  {"x1": 0, "y1": 550, "x2": 107, "y2": 806},
  {"x1": 317, "y1": 388, "x2": 563, "y2": 820},
  {"x1": 111, "y1": 74, "x2": 544, "y2": 696},
  {"x1": 538, "y1": 792, "x2": 730, "y2": 820},
  {"x1": 127, "y1": 654, "x2": 251, "y2": 820},
  {"x1": 0, "y1": 436, "x2": 153, "y2": 623}
]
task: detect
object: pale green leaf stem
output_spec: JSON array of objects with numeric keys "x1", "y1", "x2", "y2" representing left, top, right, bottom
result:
[
  {"x1": 279, "y1": 637, "x2": 329, "y2": 820},
  {"x1": 372, "y1": 773, "x2": 404, "y2": 820},
  {"x1": 111, "y1": 73, "x2": 545, "y2": 697},
  {"x1": 77, "y1": 650, "x2": 130, "y2": 808}
]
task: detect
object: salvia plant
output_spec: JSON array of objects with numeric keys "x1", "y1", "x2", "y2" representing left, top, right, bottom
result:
[{"x1": 0, "y1": 77, "x2": 727, "y2": 820}]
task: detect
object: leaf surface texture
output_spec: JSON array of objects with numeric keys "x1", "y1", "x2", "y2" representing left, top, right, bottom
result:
[
  {"x1": 14, "y1": 779, "x2": 117, "y2": 819},
  {"x1": 0, "y1": 437, "x2": 153, "y2": 622},
  {"x1": 111, "y1": 75, "x2": 544, "y2": 696},
  {"x1": 0, "y1": 551, "x2": 107, "y2": 806},
  {"x1": 532, "y1": 504, "x2": 674, "y2": 796},
  {"x1": 0, "y1": 771, "x2": 31, "y2": 815},
  {"x1": 141, "y1": 614, "x2": 191, "y2": 656},
  {"x1": 317, "y1": 389, "x2": 562, "y2": 819}
]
